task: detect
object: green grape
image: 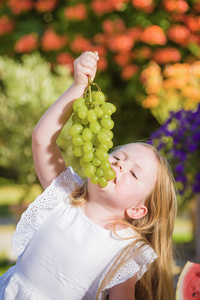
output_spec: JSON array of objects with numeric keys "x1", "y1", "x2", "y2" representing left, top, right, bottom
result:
[
  {"x1": 99, "y1": 144, "x2": 109, "y2": 151},
  {"x1": 101, "y1": 128, "x2": 113, "y2": 139},
  {"x1": 91, "y1": 91, "x2": 96, "y2": 102},
  {"x1": 82, "y1": 128, "x2": 93, "y2": 141},
  {"x1": 97, "y1": 132, "x2": 111, "y2": 145},
  {"x1": 83, "y1": 152, "x2": 94, "y2": 162},
  {"x1": 92, "y1": 157, "x2": 101, "y2": 167},
  {"x1": 84, "y1": 163, "x2": 96, "y2": 177},
  {"x1": 73, "y1": 97, "x2": 85, "y2": 112},
  {"x1": 101, "y1": 160, "x2": 111, "y2": 170},
  {"x1": 72, "y1": 135, "x2": 84, "y2": 146},
  {"x1": 91, "y1": 134, "x2": 100, "y2": 147},
  {"x1": 79, "y1": 157, "x2": 86, "y2": 167},
  {"x1": 78, "y1": 105, "x2": 88, "y2": 119},
  {"x1": 101, "y1": 117, "x2": 114, "y2": 130},
  {"x1": 94, "y1": 107, "x2": 103, "y2": 117},
  {"x1": 72, "y1": 114, "x2": 81, "y2": 124},
  {"x1": 101, "y1": 103, "x2": 116, "y2": 115},
  {"x1": 72, "y1": 145, "x2": 84, "y2": 157},
  {"x1": 96, "y1": 168, "x2": 104, "y2": 177},
  {"x1": 99, "y1": 177, "x2": 108, "y2": 187},
  {"x1": 90, "y1": 121, "x2": 101, "y2": 134},
  {"x1": 107, "y1": 141, "x2": 113, "y2": 149},
  {"x1": 87, "y1": 110, "x2": 97, "y2": 123},
  {"x1": 95, "y1": 91, "x2": 105, "y2": 104},
  {"x1": 91, "y1": 175, "x2": 99, "y2": 185},
  {"x1": 104, "y1": 169, "x2": 116, "y2": 181},
  {"x1": 95, "y1": 148, "x2": 109, "y2": 161},
  {"x1": 83, "y1": 141, "x2": 93, "y2": 153},
  {"x1": 81, "y1": 117, "x2": 89, "y2": 125},
  {"x1": 69, "y1": 124, "x2": 83, "y2": 137}
]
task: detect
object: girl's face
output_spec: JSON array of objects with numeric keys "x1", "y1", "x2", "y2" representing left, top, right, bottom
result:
[{"x1": 88, "y1": 143, "x2": 158, "y2": 218}]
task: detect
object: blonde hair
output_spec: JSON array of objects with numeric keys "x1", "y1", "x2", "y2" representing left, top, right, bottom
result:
[{"x1": 70, "y1": 142, "x2": 177, "y2": 300}]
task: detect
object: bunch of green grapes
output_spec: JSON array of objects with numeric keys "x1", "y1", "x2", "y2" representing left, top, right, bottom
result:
[{"x1": 69, "y1": 78, "x2": 116, "y2": 187}]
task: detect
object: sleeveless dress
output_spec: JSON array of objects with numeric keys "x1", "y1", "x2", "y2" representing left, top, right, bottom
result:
[{"x1": 0, "y1": 167, "x2": 157, "y2": 300}]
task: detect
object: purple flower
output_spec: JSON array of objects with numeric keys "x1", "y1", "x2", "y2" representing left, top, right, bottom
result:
[{"x1": 175, "y1": 163, "x2": 184, "y2": 174}]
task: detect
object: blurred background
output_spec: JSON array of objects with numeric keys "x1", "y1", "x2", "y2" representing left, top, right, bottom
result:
[{"x1": 0, "y1": 0, "x2": 200, "y2": 287}]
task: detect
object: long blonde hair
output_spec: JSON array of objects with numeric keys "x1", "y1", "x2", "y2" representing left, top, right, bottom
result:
[{"x1": 70, "y1": 142, "x2": 177, "y2": 300}]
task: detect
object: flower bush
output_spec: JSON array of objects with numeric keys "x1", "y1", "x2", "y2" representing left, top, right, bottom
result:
[
  {"x1": 150, "y1": 104, "x2": 200, "y2": 197},
  {"x1": 140, "y1": 60, "x2": 200, "y2": 123}
]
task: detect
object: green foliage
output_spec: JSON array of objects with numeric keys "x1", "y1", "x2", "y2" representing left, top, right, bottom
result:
[{"x1": 0, "y1": 52, "x2": 75, "y2": 183}]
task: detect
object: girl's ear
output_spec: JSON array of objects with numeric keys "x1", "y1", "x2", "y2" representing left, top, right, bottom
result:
[{"x1": 125, "y1": 205, "x2": 148, "y2": 220}]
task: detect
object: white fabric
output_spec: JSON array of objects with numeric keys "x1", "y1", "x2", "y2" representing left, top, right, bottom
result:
[{"x1": 0, "y1": 167, "x2": 157, "y2": 300}]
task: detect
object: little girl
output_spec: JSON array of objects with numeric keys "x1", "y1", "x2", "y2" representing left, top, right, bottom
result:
[{"x1": 0, "y1": 51, "x2": 177, "y2": 300}]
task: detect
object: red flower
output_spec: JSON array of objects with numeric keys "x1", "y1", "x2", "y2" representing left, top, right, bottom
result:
[
  {"x1": 65, "y1": 3, "x2": 87, "y2": 21},
  {"x1": 121, "y1": 64, "x2": 138, "y2": 80},
  {"x1": 41, "y1": 29, "x2": 68, "y2": 51},
  {"x1": 163, "y1": 0, "x2": 189, "y2": 14},
  {"x1": 108, "y1": 34, "x2": 134, "y2": 52},
  {"x1": 35, "y1": 0, "x2": 58, "y2": 13},
  {"x1": 94, "y1": 33, "x2": 107, "y2": 45},
  {"x1": 135, "y1": 46, "x2": 152, "y2": 60},
  {"x1": 92, "y1": 0, "x2": 127, "y2": 15},
  {"x1": 0, "y1": 15, "x2": 15, "y2": 35},
  {"x1": 14, "y1": 33, "x2": 38, "y2": 53},
  {"x1": 153, "y1": 48, "x2": 181, "y2": 64},
  {"x1": 114, "y1": 52, "x2": 132, "y2": 67},
  {"x1": 7, "y1": 0, "x2": 33, "y2": 14},
  {"x1": 97, "y1": 56, "x2": 108, "y2": 71},
  {"x1": 141, "y1": 25, "x2": 167, "y2": 45},
  {"x1": 132, "y1": 0, "x2": 155, "y2": 13},
  {"x1": 127, "y1": 27, "x2": 143, "y2": 42},
  {"x1": 167, "y1": 25, "x2": 190, "y2": 46},
  {"x1": 102, "y1": 19, "x2": 125, "y2": 34},
  {"x1": 56, "y1": 52, "x2": 74, "y2": 72},
  {"x1": 71, "y1": 35, "x2": 93, "y2": 53},
  {"x1": 185, "y1": 15, "x2": 200, "y2": 33}
]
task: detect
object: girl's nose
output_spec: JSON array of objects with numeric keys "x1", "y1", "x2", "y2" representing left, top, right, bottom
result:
[{"x1": 112, "y1": 160, "x2": 124, "y2": 172}]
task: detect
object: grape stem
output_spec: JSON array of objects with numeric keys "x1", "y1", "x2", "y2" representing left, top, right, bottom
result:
[{"x1": 88, "y1": 76, "x2": 92, "y2": 103}]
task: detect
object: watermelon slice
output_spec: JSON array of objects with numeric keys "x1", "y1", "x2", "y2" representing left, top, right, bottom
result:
[{"x1": 176, "y1": 261, "x2": 200, "y2": 299}]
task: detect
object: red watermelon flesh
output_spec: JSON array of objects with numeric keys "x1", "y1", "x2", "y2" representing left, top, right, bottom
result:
[{"x1": 176, "y1": 261, "x2": 200, "y2": 300}]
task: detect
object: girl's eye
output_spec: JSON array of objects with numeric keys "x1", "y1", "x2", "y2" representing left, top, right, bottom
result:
[
  {"x1": 130, "y1": 170, "x2": 138, "y2": 180},
  {"x1": 113, "y1": 155, "x2": 120, "y2": 160}
]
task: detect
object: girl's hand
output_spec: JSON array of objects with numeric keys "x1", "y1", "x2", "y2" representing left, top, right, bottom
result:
[{"x1": 73, "y1": 51, "x2": 99, "y2": 88}]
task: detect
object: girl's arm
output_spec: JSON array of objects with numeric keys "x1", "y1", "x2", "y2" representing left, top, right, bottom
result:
[
  {"x1": 109, "y1": 274, "x2": 136, "y2": 300},
  {"x1": 32, "y1": 51, "x2": 99, "y2": 190}
]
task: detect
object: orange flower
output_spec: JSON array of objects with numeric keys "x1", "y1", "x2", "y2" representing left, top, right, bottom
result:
[
  {"x1": 0, "y1": 15, "x2": 15, "y2": 35},
  {"x1": 163, "y1": 63, "x2": 190, "y2": 79},
  {"x1": 65, "y1": 3, "x2": 87, "y2": 21},
  {"x1": 108, "y1": 34, "x2": 134, "y2": 52},
  {"x1": 127, "y1": 27, "x2": 143, "y2": 42},
  {"x1": 185, "y1": 15, "x2": 200, "y2": 32},
  {"x1": 7, "y1": 0, "x2": 33, "y2": 14},
  {"x1": 102, "y1": 19, "x2": 125, "y2": 34},
  {"x1": 71, "y1": 35, "x2": 92, "y2": 53},
  {"x1": 153, "y1": 48, "x2": 181, "y2": 64},
  {"x1": 35, "y1": 0, "x2": 58, "y2": 13},
  {"x1": 97, "y1": 56, "x2": 108, "y2": 71},
  {"x1": 140, "y1": 61, "x2": 162, "y2": 93},
  {"x1": 94, "y1": 33, "x2": 107, "y2": 45},
  {"x1": 41, "y1": 29, "x2": 68, "y2": 51},
  {"x1": 141, "y1": 25, "x2": 167, "y2": 45},
  {"x1": 135, "y1": 46, "x2": 152, "y2": 61},
  {"x1": 92, "y1": 0, "x2": 127, "y2": 15},
  {"x1": 114, "y1": 52, "x2": 132, "y2": 67},
  {"x1": 163, "y1": 0, "x2": 189, "y2": 14},
  {"x1": 14, "y1": 33, "x2": 38, "y2": 53},
  {"x1": 56, "y1": 52, "x2": 74, "y2": 72},
  {"x1": 121, "y1": 64, "x2": 138, "y2": 80},
  {"x1": 142, "y1": 95, "x2": 160, "y2": 108},
  {"x1": 132, "y1": 0, "x2": 155, "y2": 13},
  {"x1": 167, "y1": 25, "x2": 190, "y2": 46}
]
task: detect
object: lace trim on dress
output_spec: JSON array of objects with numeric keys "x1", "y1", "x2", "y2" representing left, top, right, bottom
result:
[
  {"x1": 98, "y1": 243, "x2": 157, "y2": 299},
  {"x1": 12, "y1": 167, "x2": 82, "y2": 258}
]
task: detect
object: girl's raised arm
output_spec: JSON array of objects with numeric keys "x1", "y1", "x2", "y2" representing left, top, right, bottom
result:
[{"x1": 32, "y1": 51, "x2": 99, "y2": 190}]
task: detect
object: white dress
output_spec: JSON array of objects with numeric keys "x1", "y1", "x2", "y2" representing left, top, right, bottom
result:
[{"x1": 0, "y1": 167, "x2": 157, "y2": 300}]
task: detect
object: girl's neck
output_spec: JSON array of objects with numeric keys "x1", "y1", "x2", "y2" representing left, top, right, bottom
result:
[{"x1": 80, "y1": 201, "x2": 127, "y2": 231}]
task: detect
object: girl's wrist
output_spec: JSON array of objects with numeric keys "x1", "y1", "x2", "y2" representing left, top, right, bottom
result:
[{"x1": 70, "y1": 81, "x2": 87, "y2": 97}]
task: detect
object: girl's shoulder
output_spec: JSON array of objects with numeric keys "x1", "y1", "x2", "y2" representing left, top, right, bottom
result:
[{"x1": 12, "y1": 167, "x2": 82, "y2": 258}]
